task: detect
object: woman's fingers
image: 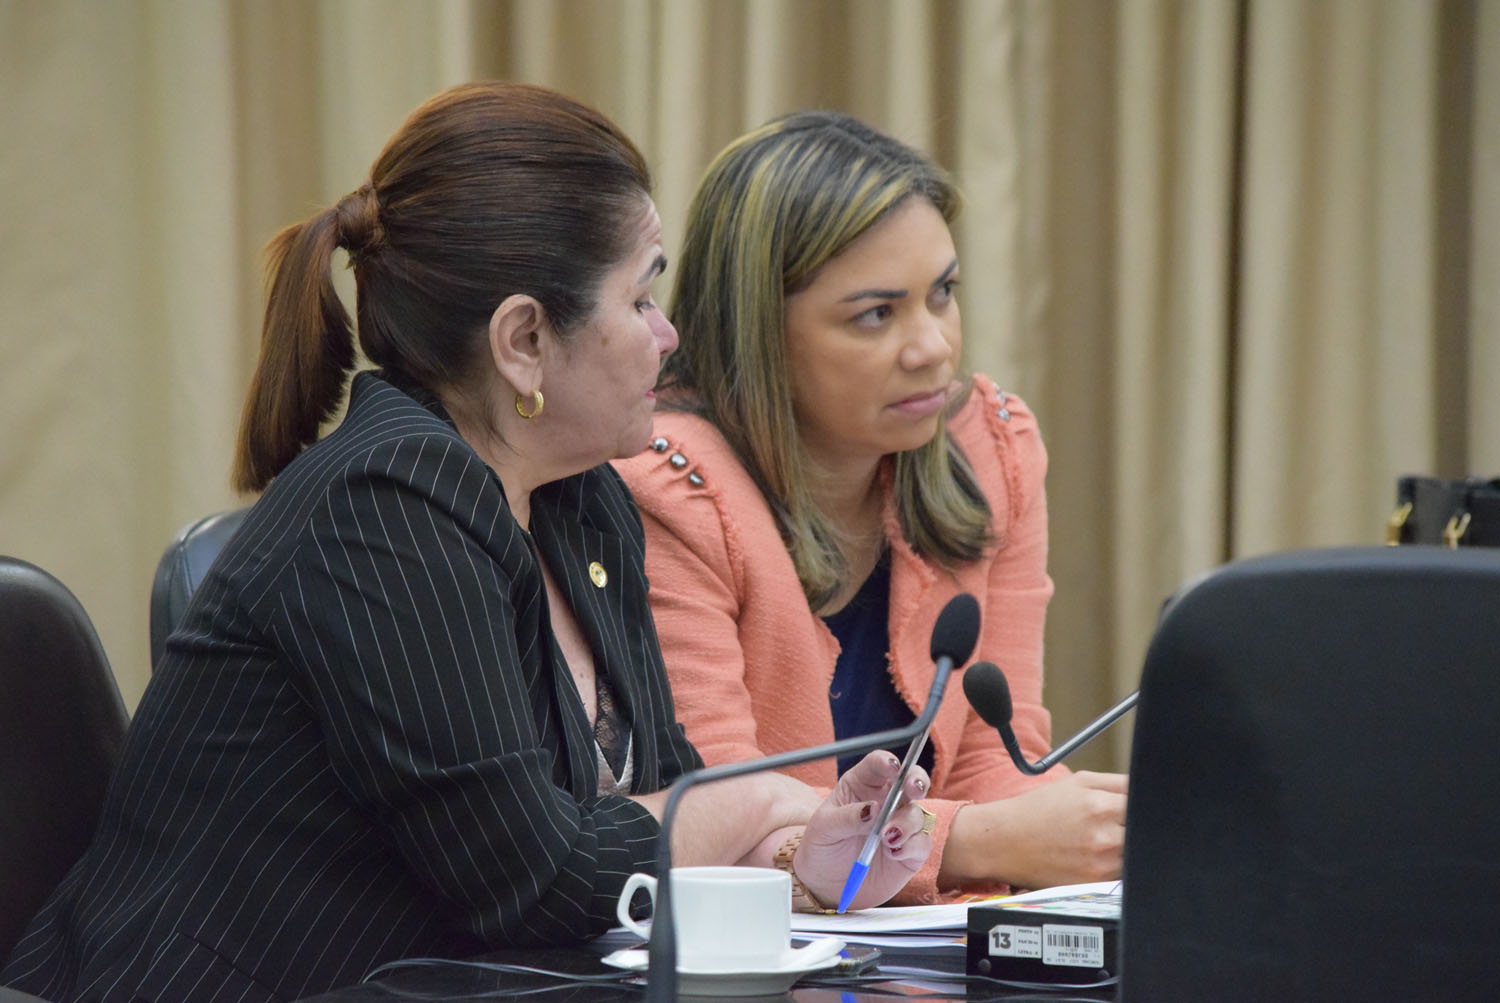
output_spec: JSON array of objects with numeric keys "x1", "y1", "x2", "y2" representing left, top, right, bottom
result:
[
  {"x1": 879, "y1": 801, "x2": 937, "y2": 860},
  {"x1": 815, "y1": 801, "x2": 878, "y2": 845},
  {"x1": 1077, "y1": 769, "x2": 1129, "y2": 795},
  {"x1": 834, "y1": 750, "x2": 898, "y2": 803},
  {"x1": 836, "y1": 750, "x2": 932, "y2": 807}
]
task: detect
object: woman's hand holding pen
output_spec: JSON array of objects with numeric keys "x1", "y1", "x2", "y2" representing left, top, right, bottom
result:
[{"x1": 796, "y1": 750, "x2": 934, "y2": 911}]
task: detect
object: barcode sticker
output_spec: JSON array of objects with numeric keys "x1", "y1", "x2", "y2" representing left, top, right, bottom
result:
[
  {"x1": 1042, "y1": 923, "x2": 1104, "y2": 967},
  {"x1": 987, "y1": 924, "x2": 1042, "y2": 958}
]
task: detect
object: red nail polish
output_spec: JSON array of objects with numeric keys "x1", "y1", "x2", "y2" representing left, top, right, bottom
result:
[
  {"x1": 885, "y1": 826, "x2": 900, "y2": 845},
  {"x1": 860, "y1": 803, "x2": 872, "y2": 821}
]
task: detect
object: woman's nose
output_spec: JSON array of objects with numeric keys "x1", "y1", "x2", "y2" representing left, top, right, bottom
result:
[
  {"x1": 902, "y1": 313, "x2": 956, "y2": 370},
  {"x1": 652, "y1": 310, "x2": 679, "y2": 357}
]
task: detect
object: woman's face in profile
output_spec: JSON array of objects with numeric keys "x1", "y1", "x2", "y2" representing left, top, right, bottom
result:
[
  {"x1": 539, "y1": 200, "x2": 679, "y2": 471},
  {"x1": 782, "y1": 197, "x2": 961, "y2": 472}
]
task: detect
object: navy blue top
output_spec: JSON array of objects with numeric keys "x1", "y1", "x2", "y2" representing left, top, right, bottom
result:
[{"x1": 824, "y1": 551, "x2": 933, "y2": 777}]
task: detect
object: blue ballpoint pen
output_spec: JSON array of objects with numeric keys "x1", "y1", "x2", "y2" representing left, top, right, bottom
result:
[{"x1": 836, "y1": 721, "x2": 934, "y2": 913}]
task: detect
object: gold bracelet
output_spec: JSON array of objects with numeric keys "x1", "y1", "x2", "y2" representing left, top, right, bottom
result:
[{"x1": 773, "y1": 831, "x2": 837, "y2": 914}]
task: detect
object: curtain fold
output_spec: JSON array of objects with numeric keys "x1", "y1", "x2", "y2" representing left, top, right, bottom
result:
[
  {"x1": 2, "y1": 1, "x2": 1493, "y2": 773},
  {"x1": 1468, "y1": 0, "x2": 1499, "y2": 473},
  {"x1": 1107, "y1": 0, "x2": 1241, "y2": 766}
]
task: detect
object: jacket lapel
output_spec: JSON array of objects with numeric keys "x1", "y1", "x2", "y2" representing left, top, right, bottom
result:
[{"x1": 532, "y1": 483, "x2": 652, "y2": 795}]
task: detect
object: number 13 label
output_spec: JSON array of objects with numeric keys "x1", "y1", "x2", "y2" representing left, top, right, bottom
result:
[{"x1": 987, "y1": 924, "x2": 1042, "y2": 958}]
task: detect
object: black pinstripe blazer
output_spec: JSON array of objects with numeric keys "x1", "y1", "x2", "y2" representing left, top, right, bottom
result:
[{"x1": 2, "y1": 372, "x2": 701, "y2": 1003}]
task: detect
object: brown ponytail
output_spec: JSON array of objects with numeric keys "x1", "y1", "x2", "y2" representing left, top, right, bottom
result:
[
  {"x1": 232, "y1": 82, "x2": 652, "y2": 492},
  {"x1": 231, "y1": 207, "x2": 357, "y2": 493}
]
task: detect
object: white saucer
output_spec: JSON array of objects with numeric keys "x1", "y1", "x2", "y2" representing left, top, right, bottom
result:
[{"x1": 600, "y1": 937, "x2": 845, "y2": 997}]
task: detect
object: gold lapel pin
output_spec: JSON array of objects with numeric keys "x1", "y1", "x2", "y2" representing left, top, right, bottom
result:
[{"x1": 588, "y1": 561, "x2": 608, "y2": 588}]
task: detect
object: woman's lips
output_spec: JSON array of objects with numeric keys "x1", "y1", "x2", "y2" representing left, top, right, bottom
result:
[{"x1": 890, "y1": 388, "x2": 948, "y2": 417}]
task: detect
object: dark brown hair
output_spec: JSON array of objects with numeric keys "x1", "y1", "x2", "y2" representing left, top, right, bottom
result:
[{"x1": 232, "y1": 81, "x2": 653, "y2": 492}]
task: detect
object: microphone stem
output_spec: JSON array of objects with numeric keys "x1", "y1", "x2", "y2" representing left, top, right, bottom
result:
[{"x1": 1032, "y1": 690, "x2": 1139, "y2": 772}]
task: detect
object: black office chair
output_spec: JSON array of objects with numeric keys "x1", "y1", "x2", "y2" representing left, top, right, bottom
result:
[
  {"x1": 1121, "y1": 546, "x2": 1500, "y2": 1001},
  {"x1": 148, "y1": 507, "x2": 248, "y2": 668},
  {"x1": 0, "y1": 557, "x2": 130, "y2": 963}
]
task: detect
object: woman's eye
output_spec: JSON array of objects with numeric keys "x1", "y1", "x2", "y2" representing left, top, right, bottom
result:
[
  {"x1": 636, "y1": 297, "x2": 656, "y2": 313},
  {"x1": 853, "y1": 303, "x2": 894, "y2": 328},
  {"x1": 935, "y1": 279, "x2": 960, "y2": 303}
]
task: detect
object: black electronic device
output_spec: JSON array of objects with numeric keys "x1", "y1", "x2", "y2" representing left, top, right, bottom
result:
[
  {"x1": 966, "y1": 886, "x2": 1120, "y2": 985},
  {"x1": 834, "y1": 944, "x2": 882, "y2": 975}
]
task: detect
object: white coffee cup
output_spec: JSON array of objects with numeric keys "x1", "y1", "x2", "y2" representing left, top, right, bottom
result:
[{"x1": 616, "y1": 865, "x2": 794, "y2": 971}]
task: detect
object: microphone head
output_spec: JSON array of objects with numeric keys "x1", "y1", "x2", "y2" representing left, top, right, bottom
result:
[
  {"x1": 930, "y1": 593, "x2": 981, "y2": 666},
  {"x1": 962, "y1": 661, "x2": 1015, "y2": 729}
]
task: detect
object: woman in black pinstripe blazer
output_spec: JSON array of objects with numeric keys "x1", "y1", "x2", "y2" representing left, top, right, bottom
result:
[{"x1": 1, "y1": 83, "x2": 934, "y2": 1003}]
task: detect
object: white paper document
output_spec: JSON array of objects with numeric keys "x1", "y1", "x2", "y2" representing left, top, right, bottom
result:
[{"x1": 789, "y1": 880, "x2": 1122, "y2": 940}]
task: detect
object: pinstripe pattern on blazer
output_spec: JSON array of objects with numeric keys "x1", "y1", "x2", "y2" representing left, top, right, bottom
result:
[{"x1": 1, "y1": 372, "x2": 701, "y2": 1003}]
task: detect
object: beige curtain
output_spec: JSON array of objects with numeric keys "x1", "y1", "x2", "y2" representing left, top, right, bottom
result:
[{"x1": 2, "y1": 0, "x2": 1494, "y2": 774}]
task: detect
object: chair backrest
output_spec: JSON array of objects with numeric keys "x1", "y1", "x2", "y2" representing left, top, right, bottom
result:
[
  {"x1": 0, "y1": 557, "x2": 130, "y2": 964},
  {"x1": 1121, "y1": 546, "x2": 1500, "y2": 1001},
  {"x1": 148, "y1": 507, "x2": 248, "y2": 668}
]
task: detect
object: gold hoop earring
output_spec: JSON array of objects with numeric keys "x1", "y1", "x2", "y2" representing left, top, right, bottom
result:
[{"x1": 515, "y1": 388, "x2": 544, "y2": 419}]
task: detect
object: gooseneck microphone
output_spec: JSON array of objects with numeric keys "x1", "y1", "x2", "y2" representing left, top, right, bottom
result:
[
  {"x1": 963, "y1": 660, "x2": 1138, "y2": 775},
  {"x1": 645, "y1": 593, "x2": 981, "y2": 1003}
]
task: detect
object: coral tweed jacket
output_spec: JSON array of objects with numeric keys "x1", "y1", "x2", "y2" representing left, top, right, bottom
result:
[{"x1": 615, "y1": 375, "x2": 1063, "y2": 903}]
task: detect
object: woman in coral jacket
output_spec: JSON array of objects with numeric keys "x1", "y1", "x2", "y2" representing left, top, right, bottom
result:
[{"x1": 614, "y1": 111, "x2": 1127, "y2": 906}]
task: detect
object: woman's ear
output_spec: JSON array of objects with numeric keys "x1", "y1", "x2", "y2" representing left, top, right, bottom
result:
[{"x1": 487, "y1": 293, "x2": 547, "y2": 394}]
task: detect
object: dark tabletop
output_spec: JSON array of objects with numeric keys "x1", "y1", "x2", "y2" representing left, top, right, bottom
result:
[{"x1": 293, "y1": 939, "x2": 1117, "y2": 1002}]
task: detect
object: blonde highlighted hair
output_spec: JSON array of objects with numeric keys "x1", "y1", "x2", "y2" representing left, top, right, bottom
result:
[{"x1": 661, "y1": 111, "x2": 990, "y2": 610}]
